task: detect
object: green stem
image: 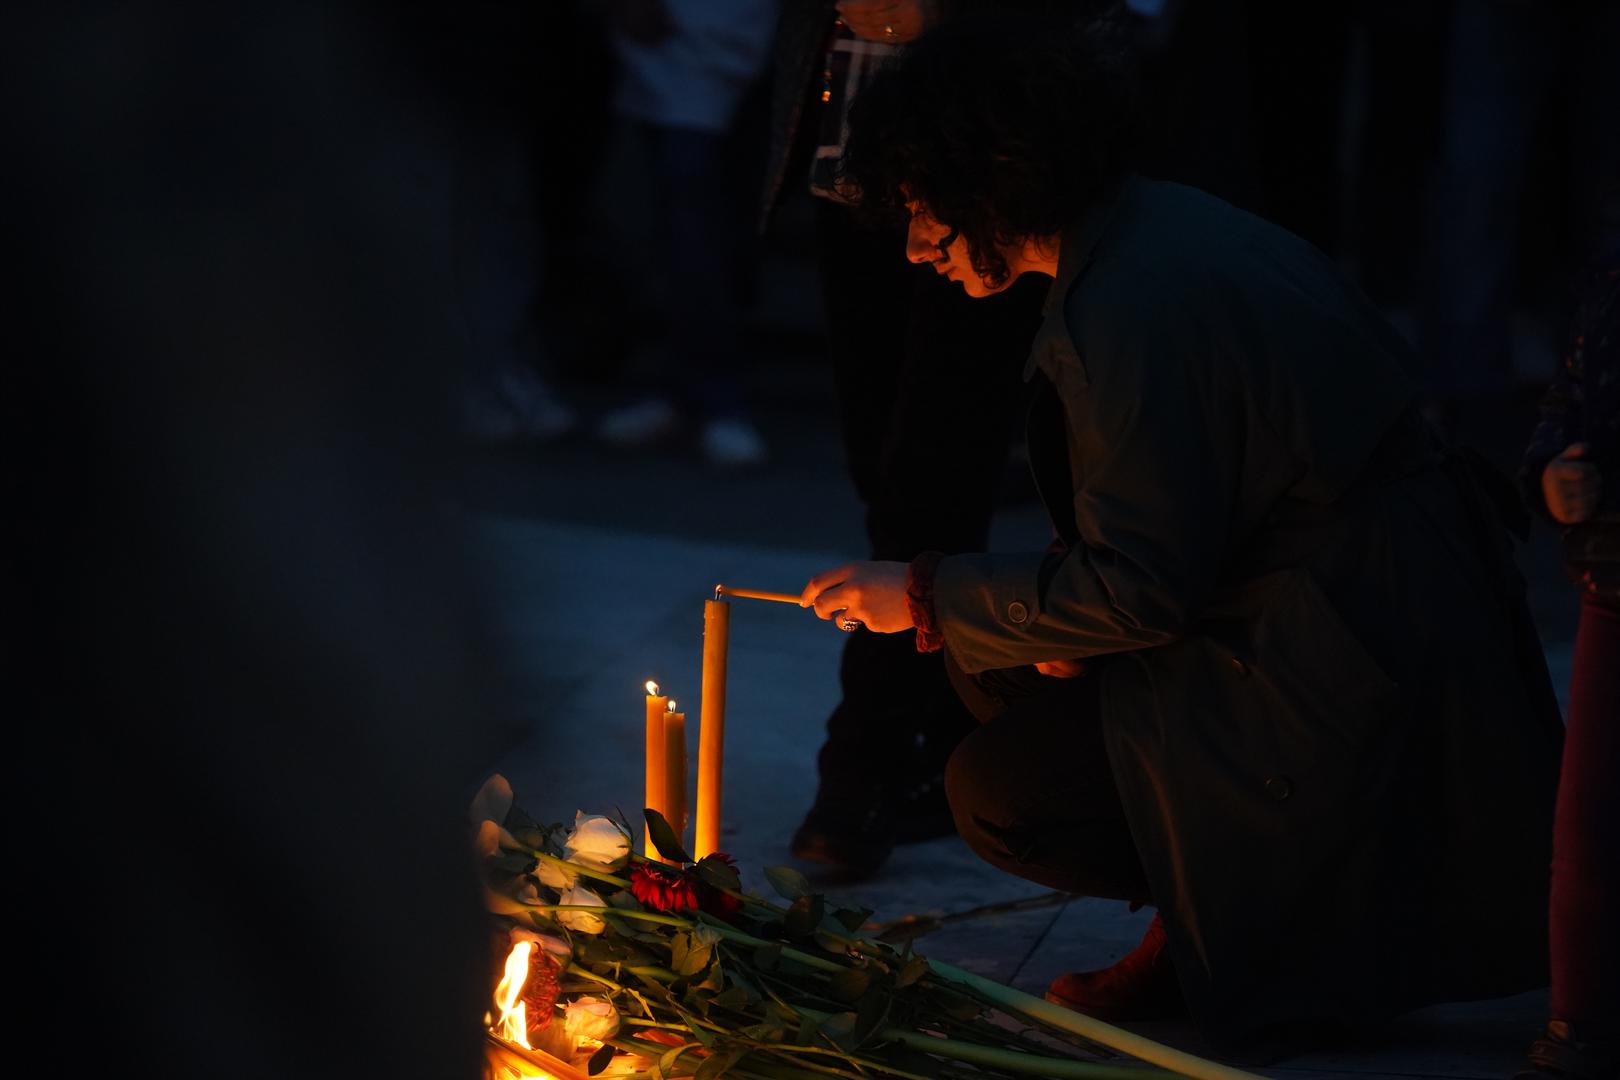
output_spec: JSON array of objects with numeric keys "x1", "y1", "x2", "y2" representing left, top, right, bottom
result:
[
  {"x1": 525, "y1": 849, "x2": 635, "y2": 889},
  {"x1": 924, "y1": 959, "x2": 1265, "y2": 1080},
  {"x1": 524, "y1": 905, "x2": 694, "y2": 929},
  {"x1": 535, "y1": 887, "x2": 1253, "y2": 1080}
]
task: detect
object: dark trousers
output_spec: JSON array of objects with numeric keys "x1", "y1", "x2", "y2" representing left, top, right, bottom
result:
[
  {"x1": 943, "y1": 656, "x2": 1151, "y2": 905},
  {"x1": 811, "y1": 200, "x2": 1045, "y2": 807}
]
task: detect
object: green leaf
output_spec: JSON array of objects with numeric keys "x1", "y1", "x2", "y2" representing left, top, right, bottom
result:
[
  {"x1": 693, "y1": 854, "x2": 742, "y2": 892},
  {"x1": 794, "y1": 1014, "x2": 819, "y2": 1046},
  {"x1": 763, "y1": 866, "x2": 810, "y2": 901},
  {"x1": 586, "y1": 1044, "x2": 616, "y2": 1076},
  {"x1": 894, "y1": 954, "x2": 930, "y2": 988},
  {"x1": 739, "y1": 1022, "x2": 786, "y2": 1042},
  {"x1": 710, "y1": 985, "x2": 752, "y2": 1012},
  {"x1": 681, "y1": 988, "x2": 712, "y2": 1020},
  {"x1": 812, "y1": 929, "x2": 848, "y2": 954},
  {"x1": 671, "y1": 931, "x2": 713, "y2": 976},
  {"x1": 644, "y1": 809, "x2": 691, "y2": 864},
  {"x1": 504, "y1": 804, "x2": 552, "y2": 849},
  {"x1": 816, "y1": 1011, "x2": 859, "y2": 1052},
  {"x1": 828, "y1": 967, "x2": 870, "y2": 1002},
  {"x1": 578, "y1": 938, "x2": 626, "y2": 965},
  {"x1": 695, "y1": 956, "x2": 725, "y2": 992},
  {"x1": 783, "y1": 894, "x2": 824, "y2": 939},
  {"x1": 831, "y1": 906, "x2": 874, "y2": 932},
  {"x1": 677, "y1": 1006, "x2": 716, "y2": 1045},
  {"x1": 694, "y1": 1048, "x2": 746, "y2": 1080},
  {"x1": 657, "y1": 1042, "x2": 705, "y2": 1079},
  {"x1": 752, "y1": 944, "x2": 783, "y2": 971}
]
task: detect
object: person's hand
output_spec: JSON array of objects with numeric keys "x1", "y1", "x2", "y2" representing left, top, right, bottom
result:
[
  {"x1": 1542, "y1": 442, "x2": 1603, "y2": 525},
  {"x1": 801, "y1": 561, "x2": 915, "y2": 633},
  {"x1": 1034, "y1": 659, "x2": 1087, "y2": 678},
  {"x1": 836, "y1": 0, "x2": 933, "y2": 44}
]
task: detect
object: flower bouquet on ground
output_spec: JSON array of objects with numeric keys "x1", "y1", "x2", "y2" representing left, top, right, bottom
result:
[{"x1": 471, "y1": 776, "x2": 1257, "y2": 1080}]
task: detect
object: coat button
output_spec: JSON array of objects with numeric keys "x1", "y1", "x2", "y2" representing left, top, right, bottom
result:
[
  {"x1": 1006, "y1": 601, "x2": 1029, "y2": 624},
  {"x1": 1265, "y1": 776, "x2": 1293, "y2": 801},
  {"x1": 1229, "y1": 656, "x2": 1249, "y2": 676}
]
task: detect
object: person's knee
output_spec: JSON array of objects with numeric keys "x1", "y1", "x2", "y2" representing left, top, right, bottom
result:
[{"x1": 944, "y1": 724, "x2": 1016, "y2": 844}]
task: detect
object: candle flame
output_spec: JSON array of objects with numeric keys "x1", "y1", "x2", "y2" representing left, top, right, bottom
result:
[
  {"x1": 645, "y1": 680, "x2": 660, "y2": 696},
  {"x1": 667, "y1": 700, "x2": 677, "y2": 712},
  {"x1": 493, "y1": 940, "x2": 535, "y2": 1049}
]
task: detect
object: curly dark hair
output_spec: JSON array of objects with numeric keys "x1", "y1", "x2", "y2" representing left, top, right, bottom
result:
[{"x1": 840, "y1": 11, "x2": 1141, "y2": 288}]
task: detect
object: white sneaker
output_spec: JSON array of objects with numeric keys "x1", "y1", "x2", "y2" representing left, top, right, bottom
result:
[
  {"x1": 700, "y1": 417, "x2": 768, "y2": 468},
  {"x1": 595, "y1": 398, "x2": 680, "y2": 447}
]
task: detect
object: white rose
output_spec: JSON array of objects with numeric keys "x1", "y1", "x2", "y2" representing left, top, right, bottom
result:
[
  {"x1": 563, "y1": 996, "x2": 620, "y2": 1048},
  {"x1": 555, "y1": 885, "x2": 608, "y2": 934},
  {"x1": 562, "y1": 812, "x2": 630, "y2": 872},
  {"x1": 536, "y1": 859, "x2": 577, "y2": 890},
  {"x1": 511, "y1": 927, "x2": 571, "y2": 961}
]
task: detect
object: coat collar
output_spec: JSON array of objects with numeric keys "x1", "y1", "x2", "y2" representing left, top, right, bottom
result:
[{"x1": 1022, "y1": 174, "x2": 1136, "y2": 383}]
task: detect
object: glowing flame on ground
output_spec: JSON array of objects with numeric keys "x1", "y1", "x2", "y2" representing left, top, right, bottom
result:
[
  {"x1": 645, "y1": 680, "x2": 660, "y2": 696},
  {"x1": 488, "y1": 939, "x2": 638, "y2": 1080},
  {"x1": 494, "y1": 940, "x2": 535, "y2": 1049}
]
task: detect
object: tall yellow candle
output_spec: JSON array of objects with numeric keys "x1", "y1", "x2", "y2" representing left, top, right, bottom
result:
[
  {"x1": 695, "y1": 598, "x2": 730, "y2": 860},
  {"x1": 663, "y1": 700, "x2": 687, "y2": 847},
  {"x1": 644, "y1": 680, "x2": 668, "y2": 857}
]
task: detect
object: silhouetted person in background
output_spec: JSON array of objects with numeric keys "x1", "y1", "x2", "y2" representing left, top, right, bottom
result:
[
  {"x1": 760, "y1": 0, "x2": 1060, "y2": 879},
  {"x1": 593, "y1": 0, "x2": 778, "y2": 467},
  {"x1": 1516, "y1": 221, "x2": 1620, "y2": 1080}
]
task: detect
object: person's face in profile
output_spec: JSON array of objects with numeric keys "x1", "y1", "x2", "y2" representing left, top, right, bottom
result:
[{"x1": 905, "y1": 202, "x2": 1004, "y2": 298}]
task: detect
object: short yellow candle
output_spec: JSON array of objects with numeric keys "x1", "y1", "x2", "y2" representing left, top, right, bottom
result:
[
  {"x1": 663, "y1": 700, "x2": 687, "y2": 846},
  {"x1": 643, "y1": 680, "x2": 667, "y2": 857},
  {"x1": 694, "y1": 598, "x2": 730, "y2": 860}
]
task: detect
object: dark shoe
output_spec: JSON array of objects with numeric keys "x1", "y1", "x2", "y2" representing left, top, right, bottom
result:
[
  {"x1": 790, "y1": 796, "x2": 893, "y2": 879},
  {"x1": 791, "y1": 765, "x2": 961, "y2": 876},
  {"x1": 1044, "y1": 912, "x2": 1186, "y2": 1021},
  {"x1": 1515, "y1": 1020, "x2": 1618, "y2": 1080}
]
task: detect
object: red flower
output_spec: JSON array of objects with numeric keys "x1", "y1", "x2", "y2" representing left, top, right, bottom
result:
[
  {"x1": 630, "y1": 863, "x2": 699, "y2": 913},
  {"x1": 520, "y1": 949, "x2": 561, "y2": 1035},
  {"x1": 694, "y1": 852, "x2": 744, "y2": 921}
]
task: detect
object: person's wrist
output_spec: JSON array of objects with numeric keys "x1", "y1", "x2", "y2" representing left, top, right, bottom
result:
[{"x1": 906, "y1": 551, "x2": 946, "y2": 652}]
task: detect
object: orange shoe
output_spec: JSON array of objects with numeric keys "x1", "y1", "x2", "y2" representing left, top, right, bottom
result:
[{"x1": 1044, "y1": 912, "x2": 1187, "y2": 1021}]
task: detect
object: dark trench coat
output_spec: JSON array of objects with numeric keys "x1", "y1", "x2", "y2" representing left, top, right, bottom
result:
[{"x1": 932, "y1": 177, "x2": 1564, "y2": 1042}]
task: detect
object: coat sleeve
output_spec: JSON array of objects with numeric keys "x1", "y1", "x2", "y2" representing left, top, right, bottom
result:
[{"x1": 933, "y1": 284, "x2": 1289, "y2": 673}]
